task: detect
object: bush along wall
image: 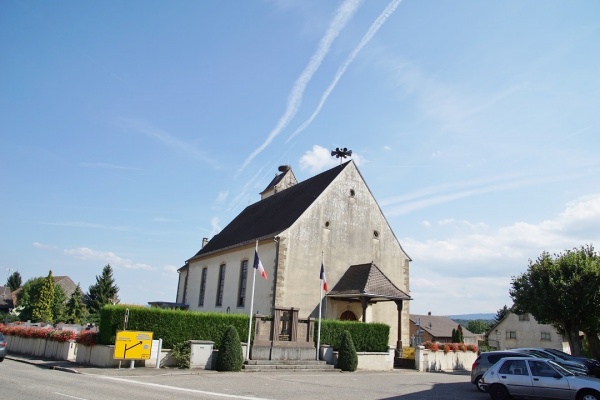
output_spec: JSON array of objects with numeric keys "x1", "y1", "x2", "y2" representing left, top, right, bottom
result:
[
  {"x1": 98, "y1": 305, "x2": 250, "y2": 349},
  {"x1": 316, "y1": 320, "x2": 390, "y2": 352}
]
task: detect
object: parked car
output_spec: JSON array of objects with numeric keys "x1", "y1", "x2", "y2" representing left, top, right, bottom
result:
[
  {"x1": 513, "y1": 348, "x2": 590, "y2": 376},
  {"x1": 471, "y1": 351, "x2": 535, "y2": 392},
  {"x1": 481, "y1": 356, "x2": 600, "y2": 400},
  {"x1": 0, "y1": 332, "x2": 7, "y2": 362},
  {"x1": 542, "y1": 348, "x2": 600, "y2": 378}
]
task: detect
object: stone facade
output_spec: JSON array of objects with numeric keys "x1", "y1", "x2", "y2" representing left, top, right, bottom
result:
[
  {"x1": 176, "y1": 161, "x2": 411, "y2": 348},
  {"x1": 486, "y1": 312, "x2": 569, "y2": 352}
]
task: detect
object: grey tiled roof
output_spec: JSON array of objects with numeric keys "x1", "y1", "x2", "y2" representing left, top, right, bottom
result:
[
  {"x1": 410, "y1": 314, "x2": 476, "y2": 338},
  {"x1": 0, "y1": 286, "x2": 13, "y2": 310},
  {"x1": 54, "y1": 276, "x2": 78, "y2": 299},
  {"x1": 328, "y1": 262, "x2": 411, "y2": 301},
  {"x1": 191, "y1": 161, "x2": 351, "y2": 259}
]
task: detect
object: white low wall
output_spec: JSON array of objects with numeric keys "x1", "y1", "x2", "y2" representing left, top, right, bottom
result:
[
  {"x1": 414, "y1": 346, "x2": 477, "y2": 372},
  {"x1": 320, "y1": 346, "x2": 395, "y2": 371},
  {"x1": 5, "y1": 336, "x2": 76, "y2": 361}
]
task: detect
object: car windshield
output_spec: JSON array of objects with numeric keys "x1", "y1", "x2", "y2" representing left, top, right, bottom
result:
[
  {"x1": 543, "y1": 348, "x2": 569, "y2": 360},
  {"x1": 547, "y1": 360, "x2": 575, "y2": 376}
]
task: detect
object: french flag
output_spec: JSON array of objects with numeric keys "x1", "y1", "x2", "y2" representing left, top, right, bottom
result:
[
  {"x1": 253, "y1": 250, "x2": 267, "y2": 280},
  {"x1": 320, "y1": 262, "x2": 328, "y2": 292}
]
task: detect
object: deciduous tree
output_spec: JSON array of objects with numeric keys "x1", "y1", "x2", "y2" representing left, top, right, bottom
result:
[{"x1": 510, "y1": 245, "x2": 600, "y2": 357}]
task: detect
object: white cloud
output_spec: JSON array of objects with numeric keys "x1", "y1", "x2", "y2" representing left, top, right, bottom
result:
[
  {"x1": 163, "y1": 265, "x2": 179, "y2": 275},
  {"x1": 238, "y1": 0, "x2": 362, "y2": 173},
  {"x1": 421, "y1": 220, "x2": 431, "y2": 228},
  {"x1": 64, "y1": 247, "x2": 155, "y2": 271},
  {"x1": 300, "y1": 145, "x2": 339, "y2": 173},
  {"x1": 215, "y1": 191, "x2": 229, "y2": 204},
  {"x1": 288, "y1": 0, "x2": 402, "y2": 141},
  {"x1": 80, "y1": 162, "x2": 141, "y2": 171},
  {"x1": 117, "y1": 118, "x2": 218, "y2": 168},
  {"x1": 33, "y1": 242, "x2": 56, "y2": 250},
  {"x1": 210, "y1": 217, "x2": 222, "y2": 237},
  {"x1": 403, "y1": 194, "x2": 600, "y2": 273},
  {"x1": 383, "y1": 145, "x2": 393, "y2": 151}
]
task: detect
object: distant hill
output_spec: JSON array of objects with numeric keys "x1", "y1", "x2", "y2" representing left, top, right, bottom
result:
[{"x1": 447, "y1": 313, "x2": 495, "y2": 321}]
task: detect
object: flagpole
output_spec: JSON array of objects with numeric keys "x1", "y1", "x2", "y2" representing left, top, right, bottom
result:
[
  {"x1": 246, "y1": 240, "x2": 258, "y2": 360},
  {"x1": 316, "y1": 251, "x2": 324, "y2": 360}
]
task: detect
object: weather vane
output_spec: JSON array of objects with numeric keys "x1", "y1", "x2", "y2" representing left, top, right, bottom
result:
[{"x1": 330, "y1": 147, "x2": 352, "y2": 164}]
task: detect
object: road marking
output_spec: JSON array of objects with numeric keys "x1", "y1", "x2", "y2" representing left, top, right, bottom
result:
[
  {"x1": 54, "y1": 393, "x2": 89, "y2": 400},
  {"x1": 91, "y1": 375, "x2": 271, "y2": 400}
]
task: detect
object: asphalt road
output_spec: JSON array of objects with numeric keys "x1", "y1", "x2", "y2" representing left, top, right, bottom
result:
[{"x1": 0, "y1": 358, "x2": 487, "y2": 400}]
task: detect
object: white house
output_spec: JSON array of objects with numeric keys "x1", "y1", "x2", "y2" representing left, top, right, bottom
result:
[
  {"x1": 173, "y1": 161, "x2": 412, "y2": 350},
  {"x1": 486, "y1": 311, "x2": 569, "y2": 352}
]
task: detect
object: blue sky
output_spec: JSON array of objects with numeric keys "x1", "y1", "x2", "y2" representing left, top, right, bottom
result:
[{"x1": 1, "y1": 0, "x2": 599, "y2": 316}]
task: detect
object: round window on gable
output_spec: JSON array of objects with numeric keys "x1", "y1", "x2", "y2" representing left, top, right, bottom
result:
[
  {"x1": 349, "y1": 189, "x2": 356, "y2": 197},
  {"x1": 373, "y1": 230, "x2": 380, "y2": 239},
  {"x1": 325, "y1": 221, "x2": 330, "y2": 228}
]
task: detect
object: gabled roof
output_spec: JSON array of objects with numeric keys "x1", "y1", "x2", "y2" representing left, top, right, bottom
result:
[
  {"x1": 190, "y1": 161, "x2": 351, "y2": 259},
  {"x1": 328, "y1": 262, "x2": 411, "y2": 302},
  {"x1": 54, "y1": 276, "x2": 78, "y2": 298},
  {"x1": 0, "y1": 286, "x2": 13, "y2": 310},
  {"x1": 410, "y1": 314, "x2": 476, "y2": 338}
]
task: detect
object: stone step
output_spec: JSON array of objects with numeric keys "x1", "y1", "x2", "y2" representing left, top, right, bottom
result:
[{"x1": 243, "y1": 360, "x2": 336, "y2": 372}]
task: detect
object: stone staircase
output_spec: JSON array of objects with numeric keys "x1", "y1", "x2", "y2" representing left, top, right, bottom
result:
[{"x1": 243, "y1": 359, "x2": 337, "y2": 372}]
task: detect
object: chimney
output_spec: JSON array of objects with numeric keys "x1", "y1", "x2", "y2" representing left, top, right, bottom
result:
[
  {"x1": 202, "y1": 237, "x2": 208, "y2": 248},
  {"x1": 428, "y1": 311, "x2": 432, "y2": 315}
]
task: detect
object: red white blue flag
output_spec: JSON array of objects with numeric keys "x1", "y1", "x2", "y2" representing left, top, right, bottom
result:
[
  {"x1": 320, "y1": 262, "x2": 328, "y2": 292},
  {"x1": 254, "y1": 250, "x2": 267, "y2": 280}
]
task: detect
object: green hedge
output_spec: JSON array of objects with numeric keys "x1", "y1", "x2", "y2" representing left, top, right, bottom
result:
[
  {"x1": 98, "y1": 305, "x2": 250, "y2": 349},
  {"x1": 98, "y1": 306, "x2": 390, "y2": 352},
  {"x1": 316, "y1": 319, "x2": 389, "y2": 352}
]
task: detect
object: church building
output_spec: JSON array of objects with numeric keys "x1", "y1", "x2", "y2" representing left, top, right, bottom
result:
[{"x1": 175, "y1": 160, "x2": 412, "y2": 349}]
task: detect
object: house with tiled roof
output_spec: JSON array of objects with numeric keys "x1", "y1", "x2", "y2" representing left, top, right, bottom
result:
[
  {"x1": 409, "y1": 313, "x2": 478, "y2": 345},
  {"x1": 0, "y1": 286, "x2": 14, "y2": 313},
  {"x1": 174, "y1": 161, "x2": 412, "y2": 350}
]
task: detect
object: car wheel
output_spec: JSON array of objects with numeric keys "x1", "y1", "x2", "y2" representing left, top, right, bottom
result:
[
  {"x1": 0, "y1": 357, "x2": 4, "y2": 362},
  {"x1": 489, "y1": 384, "x2": 510, "y2": 400},
  {"x1": 474, "y1": 376, "x2": 487, "y2": 392},
  {"x1": 577, "y1": 390, "x2": 600, "y2": 400}
]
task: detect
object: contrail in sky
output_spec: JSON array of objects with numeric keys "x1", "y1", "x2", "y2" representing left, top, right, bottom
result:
[
  {"x1": 237, "y1": 0, "x2": 362, "y2": 174},
  {"x1": 287, "y1": 0, "x2": 402, "y2": 142}
]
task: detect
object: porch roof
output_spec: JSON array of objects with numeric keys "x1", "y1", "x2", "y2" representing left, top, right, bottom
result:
[{"x1": 326, "y1": 262, "x2": 411, "y2": 303}]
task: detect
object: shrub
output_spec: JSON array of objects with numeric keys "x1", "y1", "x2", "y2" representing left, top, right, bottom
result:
[
  {"x1": 466, "y1": 344, "x2": 478, "y2": 353},
  {"x1": 458, "y1": 343, "x2": 467, "y2": 352},
  {"x1": 216, "y1": 325, "x2": 244, "y2": 372},
  {"x1": 450, "y1": 343, "x2": 459, "y2": 352},
  {"x1": 75, "y1": 330, "x2": 98, "y2": 347},
  {"x1": 443, "y1": 344, "x2": 451, "y2": 353},
  {"x1": 317, "y1": 319, "x2": 389, "y2": 352},
  {"x1": 171, "y1": 341, "x2": 191, "y2": 369},
  {"x1": 337, "y1": 330, "x2": 358, "y2": 372}
]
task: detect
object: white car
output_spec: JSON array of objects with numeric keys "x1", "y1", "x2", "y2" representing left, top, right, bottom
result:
[{"x1": 481, "y1": 356, "x2": 600, "y2": 400}]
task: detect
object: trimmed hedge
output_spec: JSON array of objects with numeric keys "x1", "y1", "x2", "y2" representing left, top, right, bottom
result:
[
  {"x1": 316, "y1": 319, "x2": 389, "y2": 352},
  {"x1": 98, "y1": 305, "x2": 250, "y2": 349},
  {"x1": 216, "y1": 325, "x2": 244, "y2": 372},
  {"x1": 337, "y1": 330, "x2": 358, "y2": 372}
]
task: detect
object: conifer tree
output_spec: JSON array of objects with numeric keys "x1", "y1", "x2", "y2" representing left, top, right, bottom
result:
[
  {"x1": 52, "y1": 285, "x2": 67, "y2": 323},
  {"x1": 32, "y1": 270, "x2": 55, "y2": 323},
  {"x1": 6, "y1": 271, "x2": 22, "y2": 291},
  {"x1": 66, "y1": 285, "x2": 88, "y2": 324},
  {"x1": 87, "y1": 264, "x2": 119, "y2": 323}
]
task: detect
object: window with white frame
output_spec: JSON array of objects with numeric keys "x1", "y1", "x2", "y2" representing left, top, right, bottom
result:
[
  {"x1": 518, "y1": 314, "x2": 530, "y2": 321},
  {"x1": 506, "y1": 331, "x2": 517, "y2": 340},
  {"x1": 541, "y1": 331, "x2": 551, "y2": 341}
]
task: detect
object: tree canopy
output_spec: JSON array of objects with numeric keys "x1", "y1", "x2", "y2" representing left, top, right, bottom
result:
[
  {"x1": 494, "y1": 305, "x2": 510, "y2": 324},
  {"x1": 31, "y1": 270, "x2": 55, "y2": 323},
  {"x1": 6, "y1": 271, "x2": 22, "y2": 291},
  {"x1": 87, "y1": 264, "x2": 119, "y2": 323},
  {"x1": 510, "y1": 245, "x2": 600, "y2": 357},
  {"x1": 66, "y1": 284, "x2": 88, "y2": 325}
]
